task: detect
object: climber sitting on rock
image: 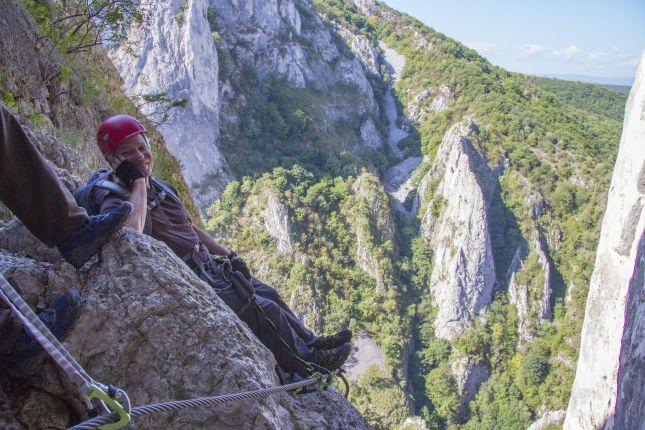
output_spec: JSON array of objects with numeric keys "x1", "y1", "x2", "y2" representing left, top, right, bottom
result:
[{"x1": 87, "y1": 114, "x2": 352, "y2": 377}]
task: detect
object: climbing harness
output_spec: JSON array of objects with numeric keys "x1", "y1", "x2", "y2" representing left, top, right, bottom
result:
[
  {"x1": 1, "y1": 273, "x2": 348, "y2": 430},
  {"x1": 0, "y1": 274, "x2": 131, "y2": 429}
]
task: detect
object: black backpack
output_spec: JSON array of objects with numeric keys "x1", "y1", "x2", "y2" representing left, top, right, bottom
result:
[{"x1": 73, "y1": 168, "x2": 181, "y2": 235}]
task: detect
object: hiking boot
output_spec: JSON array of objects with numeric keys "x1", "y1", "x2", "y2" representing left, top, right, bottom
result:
[
  {"x1": 57, "y1": 201, "x2": 132, "y2": 268},
  {"x1": 5, "y1": 289, "x2": 81, "y2": 368},
  {"x1": 314, "y1": 328, "x2": 353, "y2": 350},
  {"x1": 315, "y1": 342, "x2": 351, "y2": 372}
]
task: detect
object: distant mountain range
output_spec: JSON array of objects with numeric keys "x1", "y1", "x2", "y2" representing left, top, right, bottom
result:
[{"x1": 539, "y1": 73, "x2": 634, "y2": 87}]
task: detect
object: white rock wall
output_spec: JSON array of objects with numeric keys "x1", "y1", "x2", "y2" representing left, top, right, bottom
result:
[
  {"x1": 564, "y1": 52, "x2": 645, "y2": 430},
  {"x1": 108, "y1": 0, "x2": 232, "y2": 210},
  {"x1": 415, "y1": 121, "x2": 497, "y2": 340}
]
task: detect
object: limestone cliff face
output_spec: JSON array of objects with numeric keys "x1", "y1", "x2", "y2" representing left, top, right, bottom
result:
[
  {"x1": 564, "y1": 53, "x2": 645, "y2": 430},
  {"x1": 108, "y1": 0, "x2": 232, "y2": 211},
  {"x1": 414, "y1": 120, "x2": 496, "y2": 341},
  {"x1": 615, "y1": 230, "x2": 645, "y2": 429},
  {"x1": 450, "y1": 356, "x2": 489, "y2": 421},
  {"x1": 262, "y1": 191, "x2": 295, "y2": 255},
  {"x1": 212, "y1": 0, "x2": 380, "y2": 132},
  {"x1": 507, "y1": 230, "x2": 554, "y2": 342}
]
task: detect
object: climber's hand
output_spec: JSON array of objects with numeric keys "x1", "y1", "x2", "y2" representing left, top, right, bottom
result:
[{"x1": 115, "y1": 160, "x2": 145, "y2": 189}]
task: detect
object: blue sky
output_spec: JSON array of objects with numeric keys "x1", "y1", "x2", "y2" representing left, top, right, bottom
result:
[{"x1": 381, "y1": 0, "x2": 644, "y2": 80}]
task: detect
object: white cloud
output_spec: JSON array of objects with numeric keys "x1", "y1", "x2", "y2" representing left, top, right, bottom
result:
[
  {"x1": 584, "y1": 47, "x2": 638, "y2": 67},
  {"x1": 552, "y1": 45, "x2": 582, "y2": 61},
  {"x1": 466, "y1": 42, "x2": 494, "y2": 54},
  {"x1": 517, "y1": 44, "x2": 549, "y2": 58},
  {"x1": 515, "y1": 43, "x2": 638, "y2": 72}
]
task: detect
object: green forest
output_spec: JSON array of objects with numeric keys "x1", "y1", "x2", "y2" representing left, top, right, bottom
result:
[{"x1": 207, "y1": 0, "x2": 625, "y2": 428}]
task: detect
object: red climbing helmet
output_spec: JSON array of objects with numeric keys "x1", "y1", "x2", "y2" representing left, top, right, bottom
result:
[{"x1": 96, "y1": 115, "x2": 147, "y2": 155}]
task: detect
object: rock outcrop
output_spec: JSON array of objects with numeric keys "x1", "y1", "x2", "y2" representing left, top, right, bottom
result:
[
  {"x1": 450, "y1": 356, "x2": 489, "y2": 422},
  {"x1": 410, "y1": 120, "x2": 497, "y2": 417},
  {"x1": 564, "y1": 53, "x2": 645, "y2": 430},
  {"x1": 108, "y1": 0, "x2": 232, "y2": 210},
  {"x1": 507, "y1": 231, "x2": 554, "y2": 342},
  {"x1": 407, "y1": 85, "x2": 453, "y2": 122},
  {"x1": 528, "y1": 410, "x2": 566, "y2": 430},
  {"x1": 0, "y1": 225, "x2": 369, "y2": 429},
  {"x1": 336, "y1": 27, "x2": 380, "y2": 77},
  {"x1": 211, "y1": 0, "x2": 379, "y2": 124},
  {"x1": 414, "y1": 120, "x2": 496, "y2": 340},
  {"x1": 262, "y1": 191, "x2": 295, "y2": 255}
]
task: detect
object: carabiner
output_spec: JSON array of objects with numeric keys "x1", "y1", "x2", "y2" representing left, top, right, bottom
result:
[{"x1": 86, "y1": 384, "x2": 131, "y2": 430}]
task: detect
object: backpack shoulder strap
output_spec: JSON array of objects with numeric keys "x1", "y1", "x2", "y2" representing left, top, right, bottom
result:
[
  {"x1": 150, "y1": 177, "x2": 182, "y2": 205},
  {"x1": 94, "y1": 179, "x2": 130, "y2": 199}
]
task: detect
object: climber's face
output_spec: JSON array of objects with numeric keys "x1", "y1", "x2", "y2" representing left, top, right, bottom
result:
[{"x1": 109, "y1": 133, "x2": 154, "y2": 178}]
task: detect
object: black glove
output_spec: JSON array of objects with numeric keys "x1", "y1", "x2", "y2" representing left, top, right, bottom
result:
[
  {"x1": 115, "y1": 160, "x2": 145, "y2": 188},
  {"x1": 231, "y1": 256, "x2": 252, "y2": 280}
]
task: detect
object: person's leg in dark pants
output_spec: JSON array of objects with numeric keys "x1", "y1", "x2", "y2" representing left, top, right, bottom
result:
[
  {"x1": 206, "y1": 275, "x2": 316, "y2": 376},
  {"x1": 250, "y1": 278, "x2": 318, "y2": 348},
  {"x1": 0, "y1": 103, "x2": 87, "y2": 246},
  {"x1": 239, "y1": 295, "x2": 316, "y2": 376}
]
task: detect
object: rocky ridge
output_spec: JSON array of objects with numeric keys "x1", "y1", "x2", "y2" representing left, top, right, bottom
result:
[{"x1": 564, "y1": 53, "x2": 645, "y2": 430}]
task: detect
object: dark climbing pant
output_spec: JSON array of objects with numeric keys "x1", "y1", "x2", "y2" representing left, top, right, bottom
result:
[
  {"x1": 0, "y1": 103, "x2": 89, "y2": 358},
  {"x1": 0, "y1": 103, "x2": 88, "y2": 246},
  {"x1": 201, "y1": 264, "x2": 317, "y2": 376}
]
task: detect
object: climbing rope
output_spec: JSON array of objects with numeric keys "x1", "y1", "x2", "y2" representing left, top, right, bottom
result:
[
  {"x1": 0, "y1": 274, "x2": 131, "y2": 426},
  {"x1": 68, "y1": 376, "x2": 326, "y2": 429},
  {"x1": 0, "y1": 274, "x2": 93, "y2": 395}
]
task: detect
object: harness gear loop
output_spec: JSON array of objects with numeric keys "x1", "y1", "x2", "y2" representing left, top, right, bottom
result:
[{"x1": 86, "y1": 385, "x2": 131, "y2": 430}]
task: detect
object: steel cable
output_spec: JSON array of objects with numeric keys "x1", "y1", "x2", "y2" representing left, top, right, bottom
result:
[{"x1": 68, "y1": 377, "x2": 322, "y2": 430}]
